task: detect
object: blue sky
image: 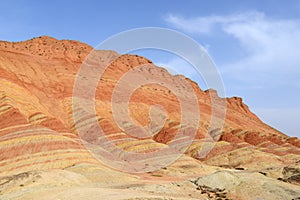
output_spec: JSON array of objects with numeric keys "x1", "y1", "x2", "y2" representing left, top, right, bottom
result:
[{"x1": 1, "y1": 0, "x2": 299, "y2": 137}]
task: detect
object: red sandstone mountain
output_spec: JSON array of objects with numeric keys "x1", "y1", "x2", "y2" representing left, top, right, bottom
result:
[{"x1": 0, "y1": 36, "x2": 299, "y2": 200}]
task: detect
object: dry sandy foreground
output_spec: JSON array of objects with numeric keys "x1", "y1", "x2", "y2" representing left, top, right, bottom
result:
[{"x1": 1, "y1": 158, "x2": 300, "y2": 200}]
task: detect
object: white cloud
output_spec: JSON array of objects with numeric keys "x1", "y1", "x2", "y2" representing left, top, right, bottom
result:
[
  {"x1": 222, "y1": 15, "x2": 300, "y2": 77},
  {"x1": 165, "y1": 11, "x2": 264, "y2": 35},
  {"x1": 165, "y1": 11, "x2": 300, "y2": 87}
]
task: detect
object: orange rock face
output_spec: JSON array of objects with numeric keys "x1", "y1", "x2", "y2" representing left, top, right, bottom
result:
[{"x1": 0, "y1": 36, "x2": 299, "y2": 177}]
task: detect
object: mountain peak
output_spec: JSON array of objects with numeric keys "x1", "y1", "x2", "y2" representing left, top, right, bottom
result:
[{"x1": 0, "y1": 35, "x2": 93, "y2": 62}]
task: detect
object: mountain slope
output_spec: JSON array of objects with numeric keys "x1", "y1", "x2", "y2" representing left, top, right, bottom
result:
[{"x1": 0, "y1": 36, "x2": 299, "y2": 200}]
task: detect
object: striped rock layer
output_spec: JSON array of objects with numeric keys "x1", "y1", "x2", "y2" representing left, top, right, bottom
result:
[{"x1": 0, "y1": 36, "x2": 299, "y2": 177}]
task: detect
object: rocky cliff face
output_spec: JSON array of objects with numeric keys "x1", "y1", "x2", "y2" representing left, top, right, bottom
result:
[{"x1": 0, "y1": 36, "x2": 299, "y2": 200}]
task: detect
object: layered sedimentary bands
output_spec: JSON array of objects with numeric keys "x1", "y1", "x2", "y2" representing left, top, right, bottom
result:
[{"x1": 0, "y1": 36, "x2": 299, "y2": 200}]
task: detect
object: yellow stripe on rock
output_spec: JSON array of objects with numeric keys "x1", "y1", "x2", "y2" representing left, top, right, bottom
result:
[{"x1": 0, "y1": 134, "x2": 76, "y2": 147}]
